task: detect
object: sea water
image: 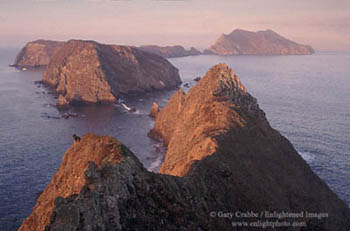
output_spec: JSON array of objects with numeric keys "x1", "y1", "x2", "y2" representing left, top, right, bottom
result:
[{"x1": 0, "y1": 49, "x2": 349, "y2": 230}]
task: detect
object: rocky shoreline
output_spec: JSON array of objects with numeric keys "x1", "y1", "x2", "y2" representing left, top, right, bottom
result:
[
  {"x1": 13, "y1": 40, "x2": 182, "y2": 106},
  {"x1": 19, "y1": 64, "x2": 350, "y2": 231},
  {"x1": 12, "y1": 40, "x2": 64, "y2": 68}
]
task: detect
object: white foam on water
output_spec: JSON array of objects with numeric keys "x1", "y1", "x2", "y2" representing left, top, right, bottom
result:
[
  {"x1": 147, "y1": 153, "x2": 163, "y2": 172},
  {"x1": 298, "y1": 151, "x2": 315, "y2": 163},
  {"x1": 133, "y1": 109, "x2": 147, "y2": 115},
  {"x1": 147, "y1": 144, "x2": 165, "y2": 172}
]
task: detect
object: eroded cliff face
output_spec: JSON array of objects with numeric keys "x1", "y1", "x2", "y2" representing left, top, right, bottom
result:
[
  {"x1": 19, "y1": 134, "x2": 131, "y2": 231},
  {"x1": 13, "y1": 40, "x2": 65, "y2": 68},
  {"x1": 149, "y1": 63, "x2": 265, "y2": 176},
  {"x1": 42, "y1": 40, "x2": 181, "y2": 105},
  {"x1": 149, "y1": 63, "x2": 350, "y2": 229},
  {"x1": 20, "y1": 64, "x2": 350, "y2": 231},
  {"x1": 204, "y1": 29, "x2": 314, "y2": 55},
  {"x1": 139, "y1": 45, "x2": 201, "y2": 58}
]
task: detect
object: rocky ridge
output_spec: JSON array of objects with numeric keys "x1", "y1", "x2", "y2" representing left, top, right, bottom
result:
[
  {"x1": 149, "y1": 63, "x2": 350, "y2": 228},
  {"x1": 42, "y1": 40, "x2": 181, "y2": 105},
  {"x1": 204, "y1": 29, "x2": 314, "y2": 55},
  {"x1": 139, "y1": 45, "x2": 201, "y2": 58},
  {"x1": 19, "y1": 134, "x2": 127, "y2": 231},
  {"x1": 13, "y1": 40, "x2": 64, "y2": 68},
  {"x1": 20, "y1": 64, "x2": 350, "y2": 230}
]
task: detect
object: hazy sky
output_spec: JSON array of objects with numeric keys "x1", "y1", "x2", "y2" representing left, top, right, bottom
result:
[{"x1": 1, "y1": 0, "x2": 349, "y2": 51}]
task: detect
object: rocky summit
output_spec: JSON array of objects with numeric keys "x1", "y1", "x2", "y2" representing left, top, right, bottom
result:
[
  {"x1": 12, "y1": 40, "x2": 65, "y2": 68},
  {"x1": 18, "y1": 134, "x2": 127, "y2": 231},
  {"x1": 42, "y1": 40, "x2": 181, "y2": 105},
  {"x1": 149, "y1": 63, "x2": 350, "y2": 229},
  {"x1": 204, "y1": 29, "x2": 314, "y2": 55},
  {"x1": 20, "y1": 64, "x2": 350, "y2": 231},
  {"x1": 139, "y1": 45, "x2": 201, "y2": 58}
]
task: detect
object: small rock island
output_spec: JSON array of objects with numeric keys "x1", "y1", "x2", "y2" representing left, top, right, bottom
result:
[
  {"x1": 42, "y1": 40, "x2": 182, "y2": 105},
  {"x1": 12, "y1": 40, "x2": 65, "y2": 68},
  {"x1": 19, "y1": 64, "x2": 350, "y2": 231},
  {"x1": 138, "y1": 45, "x2": 201, "y2": 58},
  {"x1": 204, "y1": 29, "x2": 314, "y2": 55}
]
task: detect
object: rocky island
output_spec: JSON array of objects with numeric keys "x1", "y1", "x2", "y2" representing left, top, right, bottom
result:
[
  {"x1": 12, "y1": 40, "x2": 65, "y2": 68},
  {"x1": 204, "y1": 29, "x2": 314, "y2": 55},
  {"x1": 19, "y1": 64, "x2": 350, "y2": 230},
  {"x1": 138, "y1": 45, "x2": 201, "y2": 58},
  {"x1": 42, "y1": 40, "x2": 181, "y2": 105}
]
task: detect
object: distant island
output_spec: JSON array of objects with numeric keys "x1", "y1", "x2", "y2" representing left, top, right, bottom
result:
[
  {"x1": 42, "y1": 40, "x2": 181, "y2": 106},
  {"x1": 204, "y1": 29, "x2": 314, "y2": 55},
  {"x1": 12, "y1": 41, "x2": 202, "y2": 70},
  {"x1": 12, "y1": 40, "x2": 64, "y2": 68},
  {"x1": 138, "y1": 45, "x2": 201, "y2": 58},
  {"x1": 10, "y1": 31, "x2": 314, "y2": 105},
  {"x1": 12, "y1": 39, "x2": 182, "y2": 105},
  {"x1": 19, "y1": 64, "x2": 350, "y2": 231}
]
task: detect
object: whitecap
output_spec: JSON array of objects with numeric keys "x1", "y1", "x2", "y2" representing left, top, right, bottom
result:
[
  {"x1": 298, "y1": 151, "x2": 315, "y2": 162},
  {"x1": 147, "y1": 144, "x2": 166, "y2": 172},
  {"x1": 147, "y1": 154, "x2": 163, "y2": 172}
]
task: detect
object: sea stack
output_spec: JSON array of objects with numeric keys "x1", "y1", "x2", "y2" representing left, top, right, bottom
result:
[
  {"x1": 12, "y1": 40, "x2": 65, "y2": 68},
  {"x1": 149, "y1": 102, "x2": 160, "y2": 118},
  {"x1": 43, "y1": 40, "x2": 182, "y2": 105},
  {"x1": 20, "y1": 64, "x2": 350, "y2": 230},
  {"x1": 204, "y1": 29, "x2": 314, "y2": 55},
  {"x1": 139, "y1": 45, "x2": 201, "y2": 58}
]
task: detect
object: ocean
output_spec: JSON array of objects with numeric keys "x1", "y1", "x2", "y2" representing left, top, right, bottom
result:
[{"x1": 0, "y1": 49, "x2": 349, "y2": 230}]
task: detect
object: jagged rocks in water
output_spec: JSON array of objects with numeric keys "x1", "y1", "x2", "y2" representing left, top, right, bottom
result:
[
  {"x1": 56, "y1": 94, "x2": 69, "y2": 106},
  {"x1": 183, "y1": 83, "x2": 190, "y2": 88},
  {"x1": 20, "y1": 64, "x2": 350, "y2": 231},
  {"x1": 204, "y1": 29, "x2": 314, "y2": 55},
  {"x1": 193, "y1": 76, "x2": 201, "y2": 82},
  {"x1": 12, "y1": 40, "x2": 64, "y2": 68},
  {"x1": 43, "y1": 40, "x2": 182, "y2": 105},
  {"x1": 139, "y1": 45, "x2": 201, "y2": 58},
  {"x1": 149, "y1": 102, "x2": 160, "y2": 118}
]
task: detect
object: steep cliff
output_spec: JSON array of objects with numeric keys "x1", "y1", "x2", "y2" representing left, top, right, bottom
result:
[
  {"x1": 149, "y1": 63, "x2": 350, "y2": 229},
  {"x1": 19, "y1": 134, "x2": 127, "y2": 231},
  {"x1": 139, "y1": 45, "x2": 201, "y2": 58},
  {"x1": 43, "y1": 40, "x2": 181, "y2": 105},
  {"x1": 204, "y1": 29, "x2": 314, "y2": 55},
  {"x1": 20, "y1": 64, "x2": 350, "y2": 230},
  {"x1": 13, "y1": 40, "x2": 65, "y2": 68}
]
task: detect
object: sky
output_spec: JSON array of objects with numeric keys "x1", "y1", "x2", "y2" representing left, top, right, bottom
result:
[{"x1": 0, "y1": 0, "x2": 350, "y2": 51}]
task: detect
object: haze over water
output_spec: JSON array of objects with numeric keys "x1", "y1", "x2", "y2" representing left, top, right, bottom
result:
[{"x1": 0, "y1": 49, "x2": 349, "y2": 229}]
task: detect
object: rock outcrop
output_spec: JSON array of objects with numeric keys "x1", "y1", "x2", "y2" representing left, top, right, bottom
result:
[
  {"x1": 19, "y1": 134, "x2": 127, "y2": 231},
  {"x1": 20, "y1": 64, "x2": 350, "y2": 231},
  {"x1": 204, "y1": 29, "x2": 314, "y2": 55},
  {"x1": 12, "y1": 40, "x2": 64, "y2": 68},
  {"x1": 56, "y1": 94, "x2": 69, "y2": 106},
  {"x1": 139, "y1": 45, "x2": 201, "y2": 58},
  {"x1": 149, "y1": 63, "x2": 350, "y2": 229},
  {"x1": 43, "y1": 40, "x2": 181, "y2": 105},
  {"x1": 149, "y1": 102, "x2": 160, "y2": 118}
]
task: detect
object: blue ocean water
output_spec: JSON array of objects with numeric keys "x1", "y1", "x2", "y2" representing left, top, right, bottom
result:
[{"x1": 0, "y1": 49, "x2": 349, "y2": 229}]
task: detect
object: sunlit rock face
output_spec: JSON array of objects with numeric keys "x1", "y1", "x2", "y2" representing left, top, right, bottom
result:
[
  {"x1": 43, "y1": 40, "x2": 181, "y2": 105},
  {"x1": 13, "y1": 40, "x2": 65, "y2": 68},
  {"x1": 20, "y1": 64, "x2": 349, "y2": 231}
]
